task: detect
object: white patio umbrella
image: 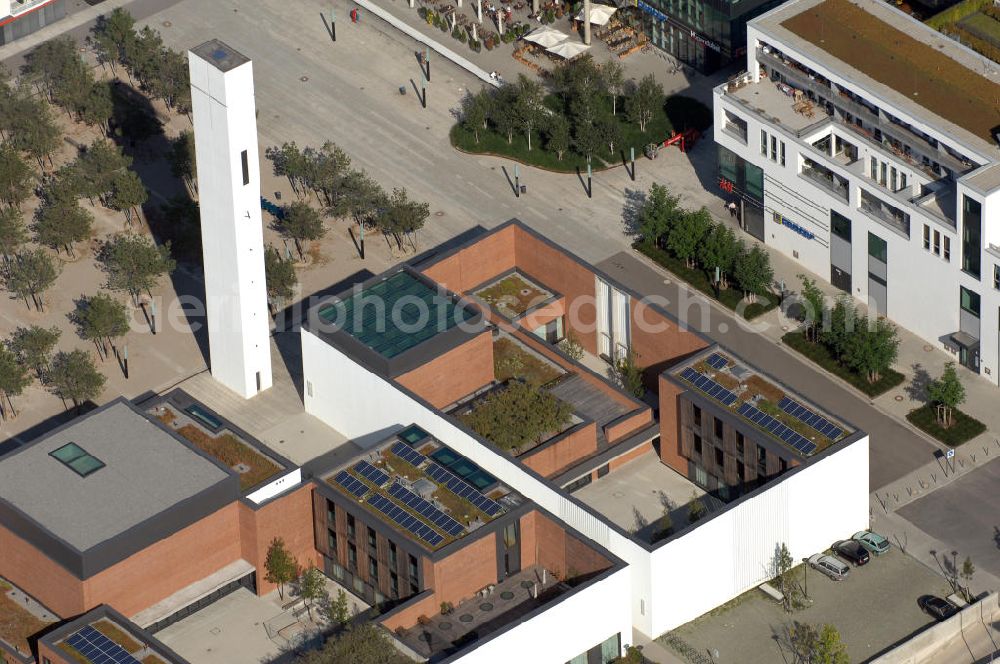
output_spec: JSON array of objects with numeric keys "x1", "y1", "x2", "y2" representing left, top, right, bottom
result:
[
  {"x1": 574, "y1": 3, "x2": 617, "y2": 25},
  {"x1": 546, "y1": 40, "x2": 592, "y2": 59},
  {"x1": 523, "y1": 26, "x2": 571, "y2": 48}
]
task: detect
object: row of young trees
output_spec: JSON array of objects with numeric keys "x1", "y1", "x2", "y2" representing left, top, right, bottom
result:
[
  {"x1": 265, "y1": 141, "x2": 431, "y2": 253},
  {"x1": 459, "y1": 55, "x2": 667, "y2": 163},
  {"x1": 798, "y1": 276, "x2": 900, "y2": 385},
  {"x1": 638, "y1": 183, "x2": 774, "y2": 301},
  {"x1": 88, "y1": 8, "x2": 191, "y2": 114}
]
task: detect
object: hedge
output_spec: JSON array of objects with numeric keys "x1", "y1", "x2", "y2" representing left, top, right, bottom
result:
[{"x1": 925, "y1": 0, "x2": 990, "y2": 29}]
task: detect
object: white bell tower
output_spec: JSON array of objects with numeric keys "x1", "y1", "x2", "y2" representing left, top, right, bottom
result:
[{"x1": 188, "y1": 40, "x2": 272, "y2": 398}]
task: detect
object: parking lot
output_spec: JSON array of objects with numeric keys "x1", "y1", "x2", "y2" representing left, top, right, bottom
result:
[
  {"x1": 659, "y1": 548, "x2": 952, "y2": 664},
  {"x1": 898, "y1": 456, "x2": 1000, "y2": 582}
]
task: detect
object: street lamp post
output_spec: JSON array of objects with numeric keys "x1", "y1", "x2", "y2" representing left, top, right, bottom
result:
[
  {"x1": 331, "y1": 7, "x2": 337, "y2": 41},
  {"x1": 630, "y1": 146, "x2": 635, "y2": 181},
  {"x1": 514, "y1": 164, "x2": 520, "y2": 197}
]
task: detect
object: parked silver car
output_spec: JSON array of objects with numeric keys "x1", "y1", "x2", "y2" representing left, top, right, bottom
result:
[{"x1": 809, "y1": 553, "x2": 850, "y2": 581}]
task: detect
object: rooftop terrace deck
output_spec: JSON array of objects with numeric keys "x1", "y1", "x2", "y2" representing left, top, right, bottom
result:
[{"x1": 762, "y1": 0, "x2": 1000, "y2": 151}]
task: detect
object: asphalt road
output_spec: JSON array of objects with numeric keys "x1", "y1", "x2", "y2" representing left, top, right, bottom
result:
[
  {"x1": 596, "y1": 251, "x2": 938, "y2": 490},
  {"x1": 898, "y1": 456, "x2": 1000, "y2": 580}
]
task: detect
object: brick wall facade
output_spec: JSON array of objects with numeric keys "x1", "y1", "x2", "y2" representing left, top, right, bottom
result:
[
  {"x1": 519, "y1": 422, "x2": 598, "y2": 478},
  {"x1": 420, "y1": 226, "x2": 517, "y2": 294},
  {"x1": 658, "y1": 375, "x2": 687, "y2": 474},
  {"x1": 428, "y1": 532, "x2": 497, "y2": 607},
  {"x1": 240, "y1": 484, "x2": 320, "y2": 596},
  {"x1": 518, "y1": 510, "x2": 611, "y2": 583},
  {"x1": 396, "y1": 332, "x2": 494, "y2": 408}
]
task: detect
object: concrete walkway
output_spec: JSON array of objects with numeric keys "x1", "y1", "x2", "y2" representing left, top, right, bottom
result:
[{"x1": 631, "y1": 628, "x2": 686, "y2": 664}]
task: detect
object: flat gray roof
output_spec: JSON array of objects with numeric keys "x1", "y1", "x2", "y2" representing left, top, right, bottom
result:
[
  {"x1": 191, "y1": 39, "x2": 250, "y2": 72},
  {"x1": 752, "y1": 0, "x2": 1000, "y2": 160},
  {"x1": 0, "y1": 401, "x2": 231, "y2": 552}
]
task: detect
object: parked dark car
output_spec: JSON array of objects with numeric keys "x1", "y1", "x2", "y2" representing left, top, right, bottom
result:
[
  {"x1": 918, "y1": 595, "x2": 958, "y2": 621},
  {"x1": 833, "y1": 539, "x2": 870, "y2": 566}
]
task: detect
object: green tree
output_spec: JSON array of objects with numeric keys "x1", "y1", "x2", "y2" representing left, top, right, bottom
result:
[
  {"x1": 461, "y1": 89, "x2": 491, "y2": 144},
  {"x1": 789, "y1": 622, "x2": 819, "y2": 663},
  {"x1": 613, "y1": 351, "x2": 644, "y2": 398},
  {"x1": 47, "y1": 349, "x2": 106, "y2": 411},
  {"x1": 843, "y1": 316, "x2": 899, "y2": 384},
  {"x1": 665, "y1": 207, "x2": 711, "y2": 267},
  {"x1": 298, "y1": 566, "x2": 327, "y2": 621},
  {"x1": 638, "y1": 182, "x2": 683, "y2": 245},
  {"x1": 926, "y1": 362, "x2": 965, "y2": 428},
  {"x1": 9, "y1": 325, "x2": 60, "y2": 380},
  {"x1": 168, "y1": 130, "x2": 197, "y2": 194},
  {"x1": 379, "y1": 187, "x2": 429, "y2": 250},
  {"x1": 821, "y1": 295, "x2": 857, "y2": 360},
  {"x1": 798, "y1": 275, "x2": 826, "y2": 342},
  {"x1": 97, "y1": 233, "x2": 175, "y2": 305},
  {"x1": 108, "y1": 169, "x2": 147, "y2": 225},
  {"x1": 0, "y1": 344, "x2": 30, "y2": 420},
  {"x1": 573, "y1": 121, "x2": 602, "y2": 164},
  {"x1": 88, "y1": 8, "x2": 136, "y2": 72},
  {"x1": 300, "y1": 142, "x2": 351, "y2": 206},
  {"x1": 265, "y1": 141, "x2": 306, "y2": 195},
  {"x1": 545, "y1": 113, "x2": 570, "y2": 161},
  {"x1": 11, "y1": 94, "x2": 60, "y2": 169},
  {"x1": 459, "y1": 380, "x2": 573, "y2": 453},
  {"x1": 490, "y1": 84, "x2": 519, "y2": 145},
  {"x1": 33, "y1": 197, "x2": 93, "y2": 256},
  {"x1": 298, "y1": 622, "x2": 414, "y2": 664},
  {"x1": 264, "y1": 537, "x2": 298, "y2": 600},
  {"x1": 329, "y1": 169, "x2": 385, "y2": 231},
  {"x1": 626, "y1": 74, "x2": 663, "y2": 132},
  {"x1": 813, "y1": 624, "x2": 850, "y2": 664},
  {"x1": 264, "y1": 245, "x2": 297, "y2": 306},
  {"x1": 733, "y1": 245, "x2": 773, "y2": 302},
  {"x1": 74, "y1": 139, "x2": 132, "y2": 205},
  {"x1": 279, "y1": 201, "x2": 326, "y2": 259},
  {"x1": 698, "y1": 223, "x2": 741, "y2": 289},
  {"x1": 597, "y1": 113, "x2": 623, "y2": 155},
  {"x1": 687, "y1": 491, "x2": 706, "y2": 523},
  {"x1": 0, "y1": 206, "x2": 27, "y2": 259},
  {"x1": 80, "y1": 80, "x2": 114, "y2": 132},
  {"x1": 773, "y1": 542, "x2": 796, "y2": 613},
  {"x1": 602, "y1": 60, "x2": 625, "y2": 115},
  {"x1": 6, "y1": 248, "x2": 59, "y2": 310},
  {"x1": 72, "y1": 293, "x2": 129, "y2": 360},
  {"x1": 327, "y1": 588, "x2": 350, "y2": 627},
  {"x1": 512, "y1": 74, "x2": 545, "y2": 151},
  {"x1": 960, "y1": 556, "x2": 976, "y2": 602},
  {"x1": 0, "y1": 143, "x2": 33, "y2": 208}
]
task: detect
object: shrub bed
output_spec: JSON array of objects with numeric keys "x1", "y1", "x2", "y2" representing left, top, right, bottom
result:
[
  {"x1": 781, "y1": 331, "x2": 904, "y2": 397},
  {"x1": 177, "y1": 424, "x2": 281, "y2": 490},
  {"x1": 635, "y1": 241, "x2": 778, "y2": 320},
  {"x1": 906, "y1": 404, "x2": 986, "y2": 446}
]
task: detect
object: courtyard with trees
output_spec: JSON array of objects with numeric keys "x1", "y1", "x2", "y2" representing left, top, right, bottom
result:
[{"x1": 451, "y1": 55, "x2": 711, "y2": 172}]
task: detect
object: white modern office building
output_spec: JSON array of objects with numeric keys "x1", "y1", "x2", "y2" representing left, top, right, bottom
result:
[
  {"x1": 713, "y1": 0, "x2": 1000, "y2": 383},
  {"x1": 189, "y1": 40, "x2": 273, "y2": 398}
]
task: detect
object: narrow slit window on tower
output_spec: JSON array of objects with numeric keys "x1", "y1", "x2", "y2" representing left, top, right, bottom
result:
[{"x1": 241, "y1": 150, "x2": 249, "y2": 185}]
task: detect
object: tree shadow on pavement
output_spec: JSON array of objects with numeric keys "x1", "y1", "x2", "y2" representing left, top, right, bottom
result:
[{"x1": 906, "y1": 363, "x2": 932, "y2": 402}]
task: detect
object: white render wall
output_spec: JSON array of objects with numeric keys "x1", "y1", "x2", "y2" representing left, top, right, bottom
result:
[
  {"x1": 715, "y1": 23, "x2": 1000, "y2": 383},
  {"x1": 648, "y1": 434, "x2": 869, "y2": 631},
  {"x1": 189, "y1": 46, "x2": 272, "y2": 398},
  {"x1": 302, "y1": 328, "x2": 871, "y2": 640},
  {"x1": 452, "y1": 567, "x2": 633, "y2": 664}
]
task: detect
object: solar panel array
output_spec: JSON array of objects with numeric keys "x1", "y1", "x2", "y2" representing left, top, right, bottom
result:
[
  {"x1": 367, "y1": 493, "x2": 444, "y2": 546},
  {"x1": 66, "y1": 625, "x2": 140, "y2": 664},
  {"x1": 354, "y1": 460, "x2": 390, "y2": 487},
  {"x1": 426, "y1": 462, "x2": 503, "y2": 517},
  {"x1": 389, "y1": 481, "x2": 465, "y2": 536},
  {"x1": 333, "y1": 470, "x2": 369, "y2": 498},
  {"x1": 706, "y1": 353, "x2": 728, "y2": 370},
  {"x1": 779, "y1": 397, "x2": 844, "y2": 440},
  {"x1": 391, "y1": 441, "x2": 428, "y2": 468},
  {"x1": 738, "y1": 402, "x2": 817, "y2": 455},
  {"x1": 680, "y1": 367, "x2": 738, "y2": 406}
]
